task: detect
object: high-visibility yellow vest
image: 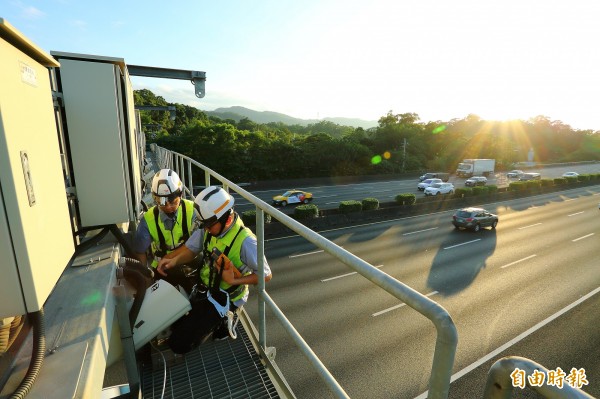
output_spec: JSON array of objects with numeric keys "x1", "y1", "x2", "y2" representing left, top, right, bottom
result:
[
  {"x1": 201, "y1": 216, "x2": 253, "y2": 302},
  {"x1": 144, "y1": 198, "x2": 194, "y2": 268}
]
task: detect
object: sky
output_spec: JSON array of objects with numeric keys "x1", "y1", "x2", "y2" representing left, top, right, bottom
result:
[{"x1": 3, "y1": 1, "x2": 600, "y2": 130}]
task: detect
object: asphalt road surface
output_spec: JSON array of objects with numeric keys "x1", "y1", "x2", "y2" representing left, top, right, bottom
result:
[
  {"x1": 245, "y1": 183, "x2": 600, "y2": 398},
  {"x1": 233, "y1": 163, "x2": 600, "y2": 214}
]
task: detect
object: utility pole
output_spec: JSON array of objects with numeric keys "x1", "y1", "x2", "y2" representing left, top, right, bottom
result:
[{"x1": 402, "y1": 138, "x2": 407, "y2": 171}]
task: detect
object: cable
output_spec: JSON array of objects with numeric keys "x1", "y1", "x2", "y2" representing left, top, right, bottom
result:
[
  {"x1": 9, "y1": 309, "x2": 45, "y2": 399},
  {"x1": 109, "y1": 225, "x2": 136, "y2": 258},
  {"x1": 149, "y1": 340, "x2": 167, "y2": 399}
]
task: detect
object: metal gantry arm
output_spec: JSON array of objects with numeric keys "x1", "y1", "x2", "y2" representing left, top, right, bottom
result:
[{"x1": 128, "y1": 64, "x2": 206, "y2": 98}]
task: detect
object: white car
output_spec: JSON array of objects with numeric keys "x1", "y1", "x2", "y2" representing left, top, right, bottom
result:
[
  {"x1": 417, "y1": 178, "x2": 442, "y2": 191},
  {"x1": 562, "y1": 172, "x2": 579, "y2": 178},
  {"x1": 424, "y1": 182, "x2": 455, "y2": 196}
]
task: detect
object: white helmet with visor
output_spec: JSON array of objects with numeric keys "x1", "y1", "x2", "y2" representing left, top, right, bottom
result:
[
  {"x1": 194, "y1": 186, "x2": 234, "y2": 227},
  {"x1": 151, "y1": 169, "x2": 183, "y2": 206}
]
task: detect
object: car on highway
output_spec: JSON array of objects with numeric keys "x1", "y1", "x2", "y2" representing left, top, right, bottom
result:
[
  {"x1": 272, "y1": 190, "x2": 313, "y2": 207},
  {"x1": 424, "y1": 182, "x2": 455, "y2": 196},
  {"x1": 562, "y1": 171, "x2": 580, "y2": 178},
  {"x1": 452, "y1": 207, "x2": 498, "y2": 232},
  {"x1": 519, "y1": 172, "x2": 541, "y2": 181},
  {"x1": 417, "y1": 178, "x2": 442, "y2": 191},
  {"x1": 419, "y1": 172, "x2": 450, "y2": 182},
  {"x1": 465, "y1": 176, "x2": 487, "y2": 187},
  {"x1": 507, "y1": 170, "x2": 524, "y2": 178}
]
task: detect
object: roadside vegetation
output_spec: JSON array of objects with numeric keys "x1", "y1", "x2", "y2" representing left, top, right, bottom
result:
[{"x1": 136, "y1": 89, "x2": 600, "y2": 184}]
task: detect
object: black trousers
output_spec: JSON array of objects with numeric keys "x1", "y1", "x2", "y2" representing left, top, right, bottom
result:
[{"x1": 167, "y1": 294, "x2": 237, "y2": 354}]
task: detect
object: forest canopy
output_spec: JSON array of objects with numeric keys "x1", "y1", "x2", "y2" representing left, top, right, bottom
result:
[{"x1": 135, "y1": 89, "x2": 600, "y2": 182}]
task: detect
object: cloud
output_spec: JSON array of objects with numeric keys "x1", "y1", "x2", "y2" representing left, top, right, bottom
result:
[{"x1": 21, "y1": 5, "x2": 45, "y2": 20}]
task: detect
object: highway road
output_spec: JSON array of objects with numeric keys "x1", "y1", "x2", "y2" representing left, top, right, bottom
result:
[
  {"x1": 233, "y1": 163, "x2": 600, "y2": 214},
  {"x1": 245, "y1": 184, "x2": 600, "y2": 398}
]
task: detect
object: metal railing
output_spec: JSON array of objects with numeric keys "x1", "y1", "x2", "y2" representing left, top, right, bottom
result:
[{"x1": 151, "y1": 144, "x2": 458, "y2": 398}]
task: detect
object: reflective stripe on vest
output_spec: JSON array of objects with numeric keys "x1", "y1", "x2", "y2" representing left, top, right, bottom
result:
[
  {"x1": 144, "y1": 199, "x2": 195, "y2": 268},
  {"x1": 200, "y1": 216, "x2": 253, "y2": 302}
]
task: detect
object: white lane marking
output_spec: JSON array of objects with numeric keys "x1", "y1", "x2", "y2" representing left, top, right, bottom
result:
[
  {"x1": 372, "y1": 291, "x2": 439, "y2": 317},
  {"x1": 564, "y1": 198, "x2": 577, "y2": 202},
  {"x1": 500, "y1": 254, "x2": 537, "y2": 269},
  {"x1": 567, "y1": 211, "x2": 584, "y2": 217},
  {"x1": 443, "y1": 239, "x2": 481, "y2": 250},
  {"x1": 289, "y1": 250, "x2": 324, "y2": 258},
  {"x1": 413, "y1": 286, "x2": 600, "y2": 399},
  {"x1": 403, "y1": 227, "x2": 438, "y2": 236},
  {"x1": 321, "y1": 265, "x2": 383, "y2": 282},
  {"x1": 572, "y1": 233, "x2": 594, "y2": 242},
  {"x1": 518, "y1": 223, "x2": 542, "y2": 230}
]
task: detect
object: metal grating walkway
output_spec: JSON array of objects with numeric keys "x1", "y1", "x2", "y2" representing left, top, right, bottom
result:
[{"x1": 140, "y1": 325, "x2": 280, "y2": 399}]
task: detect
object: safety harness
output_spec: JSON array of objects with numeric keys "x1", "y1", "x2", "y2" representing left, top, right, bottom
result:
[{"x1": 203, "y1": 224, "x2": 246, "y2": 298}]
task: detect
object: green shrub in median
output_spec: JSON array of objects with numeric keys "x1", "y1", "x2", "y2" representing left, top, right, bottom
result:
[
  {"x1": 454, "y1": 187, "x2": 472, "y2": 197},
  {"x1": 540, "y1": 178, "x2": 554, "y2": 187},
  {"x1": 294, "y1": 204, "x2": 319, "y2": 219},
  {"x1": 565, "y1": 176, "x2": 578, "y2": 184},
  {"x1": 509, "y1": 181, "x2": 528, "y2": 191},
  {"x1": 241, "y1": 210, "x2": 272, "y2": 226},
  {"x1": 472, "y1": 186, "x2": 488, "y2": 196},
  {"x1": 526, "y1": 180, "x2": 542, "y2": 190},
  {"x1": 395, "y1": 193, "x2": 416, "y2": 205},
  {"x1": 554, "y1": 177, "x2": 567, "y2": 185},
  {"x1": 362, "y1": 198, "x2": 380, "y2": 211},
  {"x1": 486, "y1": 184, "x2": 498, "y2": 194},
  {"x1": 578, "y1": 174, "x2": 591, "y2": 182},
  {"x1": 339, "y1": 200, "x2": 363, "y2": 213}
]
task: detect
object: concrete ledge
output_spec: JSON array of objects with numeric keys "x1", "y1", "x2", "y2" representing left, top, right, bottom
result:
[{"x1": 0, "y1": 241, "x2": 121, "y2": 399}]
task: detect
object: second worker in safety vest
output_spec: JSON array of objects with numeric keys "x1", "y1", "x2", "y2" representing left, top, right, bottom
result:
[
  {"x1": 133, "y1": 168, "x2": 198, "y2": 294},
  {"x1": 157, "y1": 186, "x2": 273, "y2": 354}
]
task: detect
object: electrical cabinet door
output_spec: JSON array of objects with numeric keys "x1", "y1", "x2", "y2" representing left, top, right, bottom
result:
[{"x1": 0, "y1": 19, "x2": 74, "y2": 318}]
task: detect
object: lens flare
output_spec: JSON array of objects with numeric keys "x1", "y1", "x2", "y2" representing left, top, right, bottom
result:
[
  {"x1": 432, "y1": 125, "x2": 446, "y2": 134},
  {"x1": 371, "y1": 155, "x2": 382, "y2": 165}
]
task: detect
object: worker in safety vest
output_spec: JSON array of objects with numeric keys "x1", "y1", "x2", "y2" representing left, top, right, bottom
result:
[
  {"x1": 157, "y1": 186, "x2": 272, "y2": 354},
  {"x1": 133, "y1": 168, "x2": 197, "y2": 293}
]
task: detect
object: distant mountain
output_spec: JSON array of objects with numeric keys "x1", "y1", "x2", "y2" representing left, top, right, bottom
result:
[{"x1": 204, "y1": 106, "x2": 377, "y2": 129}]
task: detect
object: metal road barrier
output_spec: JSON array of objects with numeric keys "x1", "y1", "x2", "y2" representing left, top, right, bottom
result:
[{"x1": 151, "y1": 144, "x2": 458, "y2": 399}]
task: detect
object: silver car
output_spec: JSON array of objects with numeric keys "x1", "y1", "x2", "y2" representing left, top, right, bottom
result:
[
  {"x1": 507, "y1": 170, "x2": 524, "y2": 178},
  {"x1": 465, "y1": 176, "x2": 487, "y2": 187},
  {"x1": 417, "y1": 178, "x2": 442, "y2": 191}
]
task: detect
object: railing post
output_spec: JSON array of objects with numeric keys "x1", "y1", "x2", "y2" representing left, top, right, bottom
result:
[
  {"x1": 187, "y1": 161, "x2": 193, "y2": 198},
  {"x1": 204, "y1": 171, "x2": 210, "y2": 189},
  {"x1": 256, "y1": 207, "x2": 267, "y2": 349}
]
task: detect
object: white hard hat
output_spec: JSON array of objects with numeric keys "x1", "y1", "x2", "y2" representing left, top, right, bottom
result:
[
  {"x1": 151, "y1": 169, "x2": 183, "y2": 205},
  {"x1": 194, "y1": 186, "x2": 234, "y2": 225}
]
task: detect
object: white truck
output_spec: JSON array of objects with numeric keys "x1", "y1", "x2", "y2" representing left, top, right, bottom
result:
[{"x1": 456, "y1": 159, "x2": 495, "y2": 177}]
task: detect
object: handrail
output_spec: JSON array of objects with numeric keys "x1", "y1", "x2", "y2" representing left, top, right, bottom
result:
[{"x1": 150, "y1": 144, "x2": 459, "y2": 399}]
